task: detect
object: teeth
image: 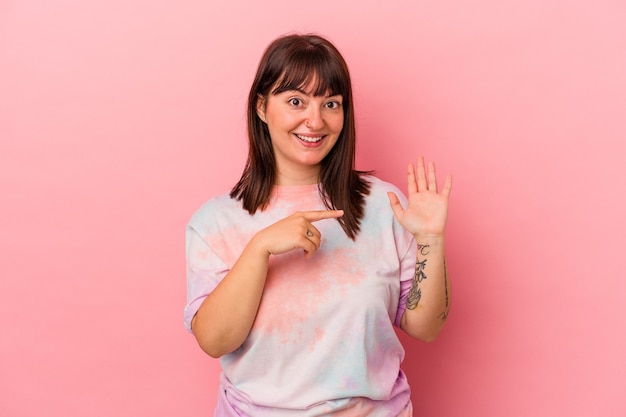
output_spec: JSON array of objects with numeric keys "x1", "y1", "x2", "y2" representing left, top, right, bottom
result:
[{"x1": 295, "y1": 134, "x2": 323, "y2": 143}]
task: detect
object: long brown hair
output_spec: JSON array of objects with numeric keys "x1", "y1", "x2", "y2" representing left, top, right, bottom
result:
[{"x1": 230, "y1": 34, "x2": 371, "y2": 240}]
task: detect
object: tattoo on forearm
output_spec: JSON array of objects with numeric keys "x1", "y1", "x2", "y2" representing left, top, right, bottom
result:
[
  {"x1": 407, "y1": 244, "x2": 430, "y2": 310},
  {"x1": 418, "y1": 243, "x2": 430, "y2": 256},
  {"x1": 444, "y1": 258, "x2": 449, "y2": 308},
  {"x1": 438, "y1": 257, "x2": 450, "y2": 322},
  {"x1": 406, "y1": 285, "x2": 422, "y2": 310}
]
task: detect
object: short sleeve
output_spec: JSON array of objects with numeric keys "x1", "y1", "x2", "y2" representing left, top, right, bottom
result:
[
  {"x1": 184, "y1": 224, "x2": 230, "y2": 332},
  {"x1": 394, "y1": 234, "x2": 416, "y2": 327},
  {"x1": 387, "y1": 186, "x2": 417, "y2": 327}
]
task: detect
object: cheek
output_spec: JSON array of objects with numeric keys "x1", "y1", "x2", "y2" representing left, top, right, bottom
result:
[
  {"x1": 268, "y1": 112, "x2": 300, "y2": 131},
  {"x1": 329, "y1": 115, "x2": 344, "y2": 134}
]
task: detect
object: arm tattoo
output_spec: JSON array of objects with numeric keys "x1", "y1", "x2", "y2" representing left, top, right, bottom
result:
[
  {"x1": 438, "y1": 257, "x2": 450, "y2": 322},
  {"x1": 406, "y1": 244, "x2": 430, "y2": 310},
  {"x1": 407, "y1": 246, "x2": 451, "y2": 323}
]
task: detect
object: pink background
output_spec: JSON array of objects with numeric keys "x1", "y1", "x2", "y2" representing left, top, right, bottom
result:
[{"x1": 1, "y1": 0, "x2": 625, "y2": 416}]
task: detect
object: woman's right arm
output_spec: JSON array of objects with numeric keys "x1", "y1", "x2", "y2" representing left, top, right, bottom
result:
[
  {"x1": 191, "y1": 233, "x2": 270, "y2": 358},
  {"x1": 190, "y1": 209, "x2": 343, "y2": 358}
]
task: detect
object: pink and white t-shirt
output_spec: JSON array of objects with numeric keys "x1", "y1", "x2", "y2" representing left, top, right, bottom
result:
[{"x1": 185, "y1": 176, "x2": 417, "y2": 417}]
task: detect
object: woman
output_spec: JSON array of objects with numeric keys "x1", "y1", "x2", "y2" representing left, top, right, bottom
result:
[{"x1": 185, "y1": 33, "x2": 452, "y2": 416}]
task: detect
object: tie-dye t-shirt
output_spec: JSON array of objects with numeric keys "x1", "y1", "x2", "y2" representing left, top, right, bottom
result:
[{"x1": 185, "y1": 176, "x2": 417, "y2": 417}]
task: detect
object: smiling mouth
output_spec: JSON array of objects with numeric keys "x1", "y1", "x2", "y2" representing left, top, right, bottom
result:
[{"x1": 294, "y1": 134, "x2": 324, "y2": 143}]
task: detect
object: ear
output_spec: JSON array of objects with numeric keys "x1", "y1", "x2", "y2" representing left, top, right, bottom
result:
[{"x1": 256, "y1": 94, "x2": 267, "y2": 123}]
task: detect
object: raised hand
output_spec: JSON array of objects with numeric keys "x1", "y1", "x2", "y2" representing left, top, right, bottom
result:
[
  {"x1": 253, "y1": 210, "x2": 344, "y2": 258},
  {"x1": 387, "y1": 156, "x2": 452, "y2": 238}
]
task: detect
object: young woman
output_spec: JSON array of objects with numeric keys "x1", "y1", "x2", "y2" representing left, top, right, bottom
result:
[{"x1": 185, "y1": 33, "x2": 452, "y2": 417}]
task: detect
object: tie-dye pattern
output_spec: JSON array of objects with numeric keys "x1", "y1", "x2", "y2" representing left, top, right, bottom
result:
[{"x1": 185, "y1": 177, "x2": 417, "y2": 416}]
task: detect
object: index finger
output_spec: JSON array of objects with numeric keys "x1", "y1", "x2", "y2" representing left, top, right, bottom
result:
[{"x1": 301, "y1": 210, "x2": 344, "y2": 222}]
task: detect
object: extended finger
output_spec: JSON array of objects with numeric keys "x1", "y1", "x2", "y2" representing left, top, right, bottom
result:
[
  {"x1": 428, "y1": 161, "x2": 438, "y2": 192},
  {"x1": 302, "y1": 209, "x2": 344, "y2": 223},
  {"x1": 416, "y1": 156, "x2": 427, "y2": 191}
]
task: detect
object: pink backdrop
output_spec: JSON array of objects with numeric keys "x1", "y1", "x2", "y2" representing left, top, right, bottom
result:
[{"x1": 1, "y1": 1, "x2": 625, "y2": 416}]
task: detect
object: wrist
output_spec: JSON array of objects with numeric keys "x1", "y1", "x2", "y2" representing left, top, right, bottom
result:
[
  {"x1": 247, "y1": 232, "x2": 273, "y2": 259},
  {"x1": 413, "y1": 233, "x2": 445, "y2": 244}
]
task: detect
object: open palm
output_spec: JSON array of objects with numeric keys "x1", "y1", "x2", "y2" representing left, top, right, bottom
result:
[{"x1": 388, "y1": 156, "x2": 452, "y2": 237}]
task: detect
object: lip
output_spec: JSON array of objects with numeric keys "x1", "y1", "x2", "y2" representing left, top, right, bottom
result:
[{"x1": 294, "y1": 133, "x2": 326, "y2": 147}]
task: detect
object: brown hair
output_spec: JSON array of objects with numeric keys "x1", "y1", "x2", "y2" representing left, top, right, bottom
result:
[{"x1": 230, "y1": 33, "x2": 371, "y2": 240}]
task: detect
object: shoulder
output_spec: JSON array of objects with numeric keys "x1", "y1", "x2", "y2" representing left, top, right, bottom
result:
[
  {"x1": 362, "y1": 175, "x2": 407, "y2": 203},
  {"x1": 358, "y1": 175, "x2": 408, "y2": 222},
  {"x1": 187, "y1": 191, "x2": 245, "y2": 233}
]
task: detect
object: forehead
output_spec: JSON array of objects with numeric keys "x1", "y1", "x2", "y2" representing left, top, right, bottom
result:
[{"x1": 271, "y1": 69, "x2": 341, "y2": 97}]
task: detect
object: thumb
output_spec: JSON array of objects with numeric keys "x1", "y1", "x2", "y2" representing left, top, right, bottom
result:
[{"x1": 387, "y1": 192, "x2": 404, "y2": 219}]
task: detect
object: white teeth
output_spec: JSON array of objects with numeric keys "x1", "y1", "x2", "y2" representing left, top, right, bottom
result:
[{"x1": 295, "y1": 134, "x2": 323, "y2": 143}]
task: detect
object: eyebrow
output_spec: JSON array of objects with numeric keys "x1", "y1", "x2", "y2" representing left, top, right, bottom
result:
[{"x1": 278, "y1": 87, "x2": 342, "y2": 99}]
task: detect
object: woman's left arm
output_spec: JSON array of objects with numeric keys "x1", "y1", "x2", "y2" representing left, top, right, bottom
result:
[{"x1": 388, "y1": 156, "x2": 452, "y2": 342}]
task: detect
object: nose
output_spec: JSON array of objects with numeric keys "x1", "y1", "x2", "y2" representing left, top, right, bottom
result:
[{"x1": 305, "y1": 106, "x2": 324, "y2": 130}]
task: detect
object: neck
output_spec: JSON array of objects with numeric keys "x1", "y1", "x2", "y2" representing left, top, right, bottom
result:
[{"x1": 275, "y1": 166, "x2": 320, "y2": 186}]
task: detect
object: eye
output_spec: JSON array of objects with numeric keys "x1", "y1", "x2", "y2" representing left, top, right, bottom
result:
[
  {"x1": 325, "y1": 100, "x2": 342, "y2": 109},
  {"x1": 288, "y1": 97, "x2": 302, "y2": 106}
]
